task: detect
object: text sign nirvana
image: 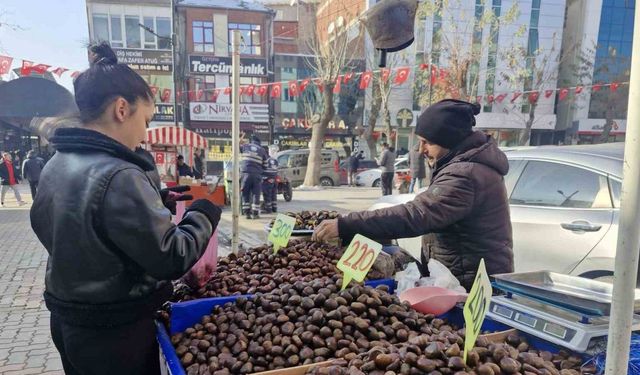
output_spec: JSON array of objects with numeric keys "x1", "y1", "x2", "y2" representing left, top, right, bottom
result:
[
  {"x1": 337, "y1": 234, "x2": 382, "y2": 290},
  {"x1": 189, "y1": 55, "x2": 267, "y2": 77}
]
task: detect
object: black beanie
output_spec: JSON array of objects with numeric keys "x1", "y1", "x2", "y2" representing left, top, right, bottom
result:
[{"x1": 416, "y1": 99, "x2": 481, "y2": 149}]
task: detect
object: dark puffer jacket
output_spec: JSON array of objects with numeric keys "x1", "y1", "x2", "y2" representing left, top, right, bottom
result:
[
  {"x1": 338, "y1": 131, "x2": 513, "y2": 290},
  {"x1": 31, "y1": 128, "x2": 215, "y2": 327}
]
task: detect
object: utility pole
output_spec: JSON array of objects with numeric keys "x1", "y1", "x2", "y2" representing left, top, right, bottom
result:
[
  {"x1": 171, "y1": 0, "x2": 180, "y2": 127},
  {"x1": 231, "y1": 30, "x2": 241, "y2": 254}
]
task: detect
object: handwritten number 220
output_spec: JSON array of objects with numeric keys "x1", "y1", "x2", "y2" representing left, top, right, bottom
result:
[{"x1": 342, "y1": 240, "x2": 375, "y2": 271}]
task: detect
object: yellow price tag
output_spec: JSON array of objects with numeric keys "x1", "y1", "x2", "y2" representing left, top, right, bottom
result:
[
  {"x1": 268, "y1": 214, "x2": 296, "y2": 254},
  {"x1": 463, "y1": 259, "x2": 492, "y2": 362},
  {"x1": 337, "y1": 234, "x2": 382, "y2": 290}
]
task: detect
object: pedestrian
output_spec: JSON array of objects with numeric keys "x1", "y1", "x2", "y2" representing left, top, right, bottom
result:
[
  {"x1": 408, "y1": 143, "x2": 427, "y2": 193},
  {"x1": 22, "y1": 150, "x2": 45, "y2": 199},
  {"x1": 262, "y1": 146, "x2": 279, "y2": 214},
  {"x1": 347, "y1": 151, "x2": 362, "y2": 187},
  {"x1": 30, "y1": 42, "x2": 221, "y2": 375},
  {"x1": 377, "y1": 142, "x2": 396, "y2": 196},
  {"x1": 313, "y1": 99, "x2": 513, "y2": 291},
  {"x1": 0, "y1": 152, "x2": 26, "y2": 207},
  {"x1": 193, "y1": 150, "x2": 204, "y2": 179},
  {"x1": 176, "y1": 155, "x2": 194, "y2": 177},
  {"x1": 240, "y1": 135, "x2": 268, "y2": 219}
]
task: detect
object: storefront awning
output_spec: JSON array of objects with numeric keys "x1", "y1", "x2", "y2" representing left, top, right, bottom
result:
[{"x1": 145, "y1": 126, "x2": 208, "y2": 148}]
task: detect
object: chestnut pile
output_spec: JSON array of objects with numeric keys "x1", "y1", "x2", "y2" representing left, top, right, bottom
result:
[
  {"x1": 171, "y1": 276, "x2": 458, "y2": 374},
  {"x1": 307, "y1": 333, "x2": 590, "y2": 375},
  {"x1": 268, "y1": 210, "x2": 339, "y2": 231}
]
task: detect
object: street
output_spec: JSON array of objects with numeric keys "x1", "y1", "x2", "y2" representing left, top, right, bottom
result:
[{"x1": 0, "y1": 184, "x2": 383, "y2": 373}]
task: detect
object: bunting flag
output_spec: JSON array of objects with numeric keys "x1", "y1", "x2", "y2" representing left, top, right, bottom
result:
[
  {"x1": 271, "y1": 82, "x2": 282, "y2": 98},
  {"x1": 224, "y1": 87, "x2": 232, "y2": 96},
  {"x1": 559, "y1": 88, "x2": 569, "y2": 101},
  {"x1": 359, "y1": 71, "x2": 373, "y2": 90},
  {"x1": 257, "y1": 84, "x2": 268, "y2": 96},
  {"x1": 288, "y1": 80, "x2": 299, "y2": 97},
  {"x1": 496, "y1": 94, "x2": 507, "y2": 103},
  {"x1": 161, "y1": 88, "x2": 172, "y2": 103},
  {"x1": 438, "y1": 68, "x2": 449, "y2": 83},
  {"x1": 245, "y1": 84, "x2": 255, "y2": 96},
  {"x1": 394, "y1": 67, "x2": 411, "y2": 85},
  {"x1": 333, "y1": 76, "x2": 342, "y2": 94},
  {"x1": 510, "y1": 92, "x2": 522, "y2": 103},
  {"x1": 197, "y1": 89, "x2": 204, "y2": 101},
  {"x1": 52, "y1": 67, "x2": 68, "y2": 77},
  {"x1": 239, "y1": 86, "x2": 246, "y2": 96},
  {"x1": 212, "y1": 89, "x2": 220, "y2": 101},
  {"x1": 545, "y1": 89, "x2": 554, "y2": 98},
  {"x1": 380, "y1": 68, "x2": 390, "y2": 83},
  {"x1": 487, "y1": 95, "x2": 494, "y2": 104},
  {"x1": 592, "y1": 83, "x2": 602, "y2": 92},
  {"x1": 0, "y1": 56, "x2": 12, "y2": 75},
  {"x1": 419, "y1": 63, "x2": 429, "y2": 70},
  {"x1": 611, "y1": 82, "x2": 619, "y2": 92},
  {"x1": 343, "y1": 72, "x2": 354, "y2": 84},
  {"x1": 299, "y1": 78, "x2": 311, "y2": 93},
  {"x1": 30, "y1": 63, "x2": 51, "y2": 75},
  {"x1": 20, "y1": 61, "x2": 34, "y2": 76},
  {"x1": 430, "y1": 65, "x2": 438, "y2": 84},
  {"x1": 314, "y1": 78, "x2": 324, "y2": 93},
  {"x1": 150, "y1": 86, "x2": 159, "y2": 98},
  {"x1": 575, "y1": 86, "x2": 584, "y2": 94},
  {"x1": 528, "y1": 91, "x2": 539, "y2": 104},
  {"x1": 476, "y1": 96, "x2": 483, "y2": 103}
]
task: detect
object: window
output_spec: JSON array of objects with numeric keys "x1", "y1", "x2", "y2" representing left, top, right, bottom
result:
[
  {"x1": 228, "y1": 23, "x2": 262, "y2": 55},
  {"x1": 321, "y1": 153, "x2": 334, "y2": 165},
  {"x1": 157, "y1": 17, "x2": 171, "y2": 50},
  {"x1": 110, "y1": 15, "x2": 123, "y2": 47},
  {"x1": 275, "y1": 10, "x2": 284, "y2": 20},
  {"x1": 191, "y1": 75, "x2": 216, "y2": 101},
  {"x1": 193, "y1": 21, "x2": 214, "y2": 53},
  {"x1": 609, "y1": 179, "x2": 621, "y2": 207},
  {"x1": 144, "y1": 17, "x2": 156, "y2": 49},
  {"x1": 510, "y1": 162, "x2": 611, "y2": 208},
  {"x1": 505, "y1": 159, "x2": 525, "y2": 194},
  {"x1": 290, "y1": 153, "x2": 308, "y2": 167},
  {"x1": 125, "y1": 15, "x2": 141, "y2": 48},
  {"x1": 93, "y1": 14, "x2": 109, "y2": 42},
  {"x1": 277, "y1": 154, "x2": 289, "y2": 167}
]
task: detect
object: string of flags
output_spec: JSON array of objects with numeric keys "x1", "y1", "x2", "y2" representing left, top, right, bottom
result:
[{"x1": 0, "y1": 54, "x2": 628, "y2": 105}]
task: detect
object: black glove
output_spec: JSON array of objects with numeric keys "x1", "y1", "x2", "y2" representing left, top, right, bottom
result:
[
  {"x1": 160, "y1": 186, "x2": 193, "y2": 215},
  {"x1": 186, "y1": 199, "x2": 222, "y2": 230}
]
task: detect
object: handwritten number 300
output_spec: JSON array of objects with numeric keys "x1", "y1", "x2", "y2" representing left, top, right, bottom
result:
[
  {"x1": 273, "y1": 219, "x2": 292, "y2": 238},
  {"x1": 342, "y1": 240, "x2": 375, "y2": 271}
]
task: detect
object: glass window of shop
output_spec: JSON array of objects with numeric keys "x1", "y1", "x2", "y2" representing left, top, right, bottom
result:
[
  {"x1": 125, "y1": 15, "x2": 142, "y2": 48},
  {"x1": 92, "y1": 14, "x2": 109, "y2": 42},
  {"x1": 193, "y1": 21, "x2": 214, "y2": 53},
  {"x1": 191, "y1": 75, "x2": 217, "y2": 101},
  {"x1": 156, "y1": 18, "x2": 171, "y2": 50},
  {"x1": 228, "y1": 24, "x2": 261, "y2": 56},
  {"x1": 91, "y1": 13, "x2": 170, "y2": 50}
]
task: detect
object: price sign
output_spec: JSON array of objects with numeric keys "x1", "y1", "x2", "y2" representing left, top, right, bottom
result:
[
  {"x1": 268, "y1": 214, "x2": 296, "y2": 254},
  {"x1": 337, "y1": 234, "x2": 382, "y2": 290},
  {"x1": 463, "y1": 259, "x2": 492, "y2": 362}
]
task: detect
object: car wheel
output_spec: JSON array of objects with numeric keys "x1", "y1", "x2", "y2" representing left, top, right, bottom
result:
[
  {"x1": 283, "y1": 185, "x2": 293, "y2": 202},
  {"x1": 372, "y1": 179, "x2": 381, "y2": 188},
  {"x1": 580, "y1": 270, "x2": 614, "y2": 284},
  {"x1": 320, "y1": 177, "x2": 334, "y2": 186}
]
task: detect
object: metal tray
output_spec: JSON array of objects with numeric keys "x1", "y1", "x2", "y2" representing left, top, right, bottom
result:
[
  {"x1": 263, "y1": 223, "x2": 313, "y2": 236},
  {"x1": 492, "y1": 271, "x2": 640, "y2": 316}
]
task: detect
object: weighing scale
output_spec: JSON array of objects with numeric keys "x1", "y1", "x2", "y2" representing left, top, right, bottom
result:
[{"x1": 487, "y1": 271, "x2": 640, "y2": 353}]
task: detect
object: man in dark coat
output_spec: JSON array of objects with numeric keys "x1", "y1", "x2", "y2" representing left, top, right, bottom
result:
[
  {"x1": 22, "y1": 150, "x2": 46, "y2": 199},
  {"x1": 408, "y1": 143, "x2": 427, "y2": 193},
  {"x1": 347, "y1": 151, "x2": 363, "y2": 187},
  {"x1": 312, "y1": 99, "x2": 514, "y2": 290},
  {"x1": 176, "y1": 155, "x2": 194, "y2": 178}
]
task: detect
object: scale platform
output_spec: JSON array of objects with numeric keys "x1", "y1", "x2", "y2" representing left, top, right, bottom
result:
[{"x1": 488, "y1": 272, "x2": 640, "y2": 353}]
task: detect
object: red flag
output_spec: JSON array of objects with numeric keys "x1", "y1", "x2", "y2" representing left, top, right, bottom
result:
[
  {"x1": 510, "y1": 92, "x2": 522, "y2": 103},
  {"x1": 239, "y1": 86, "x2": 246, "y2": 96},
  {"x1": 438, "y1": 68, "x2": 449, "y2": 82},
  {"x1": 212, "y1": 89, "x2": 220, "y2": 101},
  {"x1": 575, "y1": 86, "x2": 584, "y2": 94},
  {"x1": 544, "y1": 89, "x2": 554, "y2": 98},
  {"x1": 257, "y1": 85, "x2": 268, "y2": 96},
  {"x1": 299, "y1": 78, "x2": 310, "y2": 92},
  {"x1": 359, "y1": 71, "x2": 372, "y2": 90},
  {"x1": 558, "y1": 88, "x2": 569, "y2": 101},
  {"x1": 271, "y1": 83, "x2": 282, "y2": 98},
  {"x1": 394, "y1": 67, "x2": 410, "y2": 85},
  {"x1": 314, "y1": 78, "x2": 324, "y2": 93},
  {"x1": 476, "y1": 96, "x2": 483, "y2": 104},
  {"x1": 188, "y1": 91, "x2": 195, "y2": 101},
  {"x1": 245, "y1": 84, "x2": 255, "y2": 96},
  {"x1": 0, "y1": 56, "x2": 12, "y2": 75},
  {"x1": 52, "y1": 67, "x2": 68, "y2": 77},
  {"x1": 487, "y1": 95, "x2": 495, "y2": 104},
  {"x1": 150, "y1": 86, "x2": 159, "y2": 98},
  {"x1": 528, "y1": 91, "x2": 539, "y2": 104},
  {"x1": 288, "y1": 80, "x2": 299, "y2": 97},
  {"x1": 197, "y1": 89, "x2": 204, "y2": 101},
  {"x1": 70, "y1": 71, "x2": 80, "y2": 79},
  {"x1": 419, "y1": 63, "x2": 429, "y2": 70},
  {"x1": 161, "y1": 88, "x2": 171, "y2": 103},
  {"x1": 343, "y1": 72, "x2": 354, "y2": 84},
  {"x1": 496, "y1": 94, "x2": 507, "y2": 103},
  {"x1": 333, "y1": 76, "x2": 342, "y2": 94},
  {"x1": 592, "y1": 83, "x2": 602, "y2": 92},
  {"x1": 224, "y1": 87, "x2": 232, "y2": 96},
  {"x1": 430, "y1": 65, "x2": 438, "y2": 84},
  {"x1": 380, "y1": 68, "x2": 390, "y2": 83},
  {"x1": 20, "y1": 60, "x2": 34, "y2": 76},
  {"x1": 610, "y1": 82, "x2": 619, "y2": 92}
]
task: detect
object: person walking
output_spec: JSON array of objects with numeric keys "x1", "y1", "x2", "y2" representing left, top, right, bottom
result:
[
  {"x1": 0, "y1": 152, "x2": 26, "y2": 207},
  {"x1": 377, "y1": 143, "x2": 396, "y2": 196},
  {"x1": 193, "y1": 150, "x2": 204, "y2": 179},
  {"x1": 240, "y1": 135, "x2": 268, "y2": 219},
  {"x1": 408, "y1": 143, "x2": 427, "y2": 193},
  {"x1": 347, "y1": 151, "x2": 363, "y2": 187},
  {"x1": 262, "y1": 147, "x2": 279, "y2": 214},
  {"x1": 30, "y1": 42, "x2": 221, "y2": 375},
  {"x1": 22, "y1": 150, "x2": 45, "y2": 199}
]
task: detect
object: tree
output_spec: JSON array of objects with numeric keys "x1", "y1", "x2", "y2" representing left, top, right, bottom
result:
[{"x1": 301, "y1": 24, "x2": 357, "y2": 187}]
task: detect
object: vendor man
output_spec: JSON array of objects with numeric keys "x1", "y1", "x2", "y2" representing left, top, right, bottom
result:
[{"x1": 313, "y1": 99, "x2": 513, "y2": 290}]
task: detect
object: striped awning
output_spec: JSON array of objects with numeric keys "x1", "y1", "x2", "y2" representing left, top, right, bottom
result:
[{"x1": 145, "y1": 126, "x2": 207, "y2": 148}]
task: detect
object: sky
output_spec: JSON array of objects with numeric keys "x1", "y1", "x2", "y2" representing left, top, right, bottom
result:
[{"x1": 0, "y1": 0, "x2": 89, "y2": 92}]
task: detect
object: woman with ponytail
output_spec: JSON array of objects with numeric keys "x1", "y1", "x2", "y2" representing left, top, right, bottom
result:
[{"x1": 30, "y1": 42, "x2": 222, "y2": 374}]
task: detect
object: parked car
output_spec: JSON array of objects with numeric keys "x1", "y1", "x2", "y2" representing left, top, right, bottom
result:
[
  {"x1": 338, "y1": 159, "x2": 379, "y2": 185},
  {"x1": 368, "y1": 143, "x2": 625, "y2": 282},
  {"x1": 276, "y1": 149, "x2": 341, "y2": 187},
  {"x1": 355, "y1": 157, "x2": 409, "y2": 187}
]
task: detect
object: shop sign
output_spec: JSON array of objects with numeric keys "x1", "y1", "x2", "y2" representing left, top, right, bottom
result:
[
  {"x1": 279, "y1": 118, "x2": 348, "y2": 131},
  {"x1": 190, "y1": 103, "x2": 269, "y2": 122},
  {"x1": 114, "y1": 48, "x2": 172, "y2": 72},
  {"x1": 396, "y1": 108, "x2": 414, "y2": 128},
  {"x1": 154, "y1": 104, "x2": 175, "y2": 122},
  {"x1": 189, "y1": 55, "x2": 267, "y2": 76}
]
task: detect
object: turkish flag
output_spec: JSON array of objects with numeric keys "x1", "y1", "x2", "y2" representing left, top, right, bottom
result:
[
  {"x1": 20, "y1": 61, "x2": 34, "y2": 76},
  {"x1": 271, "y1": 83, "x2": 282, "y2": 98},
  {"x1": 239, "y1": 86, "x2": 246, "y2": 96},
  {"x1": 487, "y1": 95, "x2": 494, "y2": 104},
  {"x1": 150, "y1": 86, "x2": 159, "y2": 98},
  {"x1": 257, "y1": 85, "x2": 268, "y2": 96},
  {"x1": 245, "y1": 84, "x2": 255, "y2": 96},
  {"x1": 212, "y1": 89, "x2": 220, "y2": 101},
  {"x1": 314, "y1": 78, "x2": 324, "y2": 93},
  {"x1": 343, "y1": 72, "x2": 354, "y2": 84},
  {"x1": 528, "y1": 91, "x2": 539, "y2": 104},
  {"x1": 288, "y1": 80, "x2": 299, "y2": 97},
  {"x1": 419, "y1": 63, "x2": 429, "y2": 70},
  {"x1": 545, "y1": 89, "x2": 554, "y2": 98},
  {"x1": 333, "y1": 76, "x2": 341, "y2": 94},
  {"x1": 52, "y1": 67, "x2": 68, "y2": 77},
  {"x1": 592, "y1": 83, "x2": 602, "y2": 92},
  {"x1": 224, "y1": 87, "x2": 232, "y2": 95},
  {"x1": 197, "y1": 89, "x2": 204, "y2": 101},
  {"x1": 476, "y1": 96, "x2": 483, "y2": 104},
  {"x1": 438, "y1": 68, "x2": 449, "y2": 83},
  {"x1": 299, "y1": 78, "x2": 311, "y2": 92},
  {"x1": 510, "y1": 92, "x2": 522, "y2": 103},
  {"x1": 380, "y1": 68, "x2": 390, "y2": 83},
  {"x1": 70, "y1": 71, "x2": 80, "y2": 79},
  {"x1": 575, "y1": 86, "x2": 584, "y2": 94},
  {"x1": 161, "y1": 89, "x2": 172, "y2": 103},
  {"x1": 188, "y1": 91, "x2": 196, "y2": 101},
  {"x1": 0, "y1": 56, "x2": 12, "y2": 75},
  {"x1": 496, "y1": 94, "x2": 507, "y2": 103},
  {"x1": 359, "y1": 71, "x2": 372, "y2": 90},
  {"x1": 610, "y1": 82, "x2": 619, "y2": 92},
  {"x1": 394, "y1": 67, "x2": 410, "y2": 85},
  {"x1": 558, "y1": 88, "x2": 569, "y2": 101}
]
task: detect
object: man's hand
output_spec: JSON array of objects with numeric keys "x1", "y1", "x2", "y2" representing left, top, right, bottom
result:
[
  {"x1": 312, "y1": 219, "x2": 340, "y2": 243},
  {"x1": 160, "y1": 185, "x2": 193, "y2": 215}
]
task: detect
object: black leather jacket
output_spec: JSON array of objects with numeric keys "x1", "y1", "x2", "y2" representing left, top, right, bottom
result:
[{"x1": 31, "y1": 128, "x2": 214, "y2": 327}]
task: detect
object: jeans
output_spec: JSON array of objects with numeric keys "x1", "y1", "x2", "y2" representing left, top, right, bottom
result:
[
  {"x1": 262, "y1": 178, "x2": 277, "y2": 212},
  {"x1": 1, "y1": 184, "x2": 22, "y2": 204},
  {"x1": 409, "y1": 177, "x2": 423, "y2": 193},
  {"x1": 381, "y1": 172, "x2": 394, "y2": 196},
  {"x1": 28, "y1": 180, "x2": 38, "y2": 199}
]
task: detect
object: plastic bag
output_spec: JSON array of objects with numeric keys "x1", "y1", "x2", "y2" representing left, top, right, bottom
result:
[
  {"x1": 416, "y1": 259, "x2": 466, "y2": 293},
  {"x1": 395, "y1": 262, "x2": 422, "y2": 295},
  {"x1": 172, "y1": 201, "x2": 218, "y2": 289}
]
